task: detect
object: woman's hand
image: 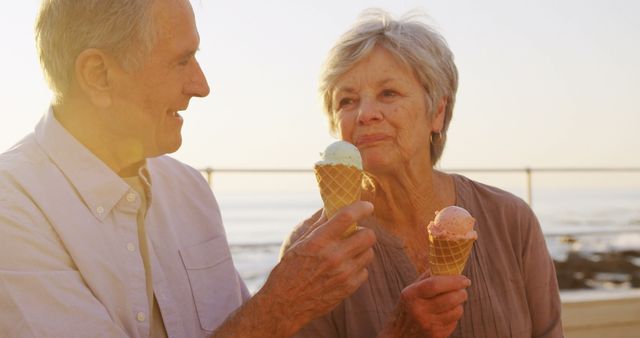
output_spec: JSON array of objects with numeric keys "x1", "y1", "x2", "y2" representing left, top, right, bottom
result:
[{"x1": 379, "y1": 270, "x2": 471, "y2": 338}]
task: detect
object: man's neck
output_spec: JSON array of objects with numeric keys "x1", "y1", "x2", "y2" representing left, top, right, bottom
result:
[
  {"x1": 117, "y1": 160, "x2": 146, "y2": 178},
  {"x1": 52, "y1": 102, "x2": 146, "y2": 175}
]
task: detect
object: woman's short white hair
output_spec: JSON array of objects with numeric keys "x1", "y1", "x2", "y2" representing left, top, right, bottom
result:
[
  {"x1": 320, "y1": 8, "x2": 458, "y2": 165},
  {"x1": 36, "y1": 0, "x2": 157, "y2": 103}
]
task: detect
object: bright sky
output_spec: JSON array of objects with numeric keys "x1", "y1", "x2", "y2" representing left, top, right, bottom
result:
[{"x1": 1, "y1": 1, "x2": 639, "y2": 189}]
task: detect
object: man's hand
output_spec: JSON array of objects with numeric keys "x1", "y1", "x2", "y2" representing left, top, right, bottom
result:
[
  {"x1": 379, "y1": 270, "x2": 470, "y2": 338},
  {"x1": 213, "y1": 201, "x2": 376, "y2": 338},
  {"x1": 264, "y1": 201, "x2": 375, "y2": 334}
]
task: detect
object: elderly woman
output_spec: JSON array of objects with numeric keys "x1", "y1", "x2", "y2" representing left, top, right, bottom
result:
[{"x1": 282, "y1": 9, "x2": 563, "y2": 338}]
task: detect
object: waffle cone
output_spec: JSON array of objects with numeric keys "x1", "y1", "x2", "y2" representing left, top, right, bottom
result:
[
  {"x1": 428, "y1": 235, "x2": 475, "y2": 275},
  {"x1": 314, "y1": 164, "x2": 362, "y2": 236}
]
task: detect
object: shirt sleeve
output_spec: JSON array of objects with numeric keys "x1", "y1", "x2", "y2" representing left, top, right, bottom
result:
[
  {"x1": 0, "y1": 195, "x2": 129, "y2": 337},
  {"x1": 520, "y1": 208, "x2": 564, "y2": 338}
]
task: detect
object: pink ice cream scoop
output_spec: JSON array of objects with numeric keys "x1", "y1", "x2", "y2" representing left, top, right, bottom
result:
[{"x1": 428, "y1": 206, "x2": 478, "y2": 240}]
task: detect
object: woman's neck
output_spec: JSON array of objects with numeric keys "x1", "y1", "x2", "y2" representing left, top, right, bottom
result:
[{"x1": 363, "y1": 168, "x2": 455, "y2": 233}]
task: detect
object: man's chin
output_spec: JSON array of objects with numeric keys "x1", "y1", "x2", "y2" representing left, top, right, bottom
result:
[
  {"x1": 147, "y1": 139, "x2": 182, "y2": 158},
  {"x1": 162, "y1": 142, "x2": 182, "y2": 156}
]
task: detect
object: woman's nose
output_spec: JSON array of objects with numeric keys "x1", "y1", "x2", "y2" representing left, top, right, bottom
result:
[{"x1": 357, "y1": 98, "x2": 383, "y2": 125}]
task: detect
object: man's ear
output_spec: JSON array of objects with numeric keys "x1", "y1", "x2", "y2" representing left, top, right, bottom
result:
[
  {"x1": 74, "y1": 49, "x2": 113, "y2": 107},
  {"x1": 432, "y1": 96, "x2": 448, "y2": 132}
]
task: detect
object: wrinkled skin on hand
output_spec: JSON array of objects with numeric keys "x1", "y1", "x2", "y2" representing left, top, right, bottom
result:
[
  {"x1": 260, "y1": 201, "x2": 377, "y2": 335},
  {"x1": 380, "y1": 270, "x2": 471, "y2": 338}
]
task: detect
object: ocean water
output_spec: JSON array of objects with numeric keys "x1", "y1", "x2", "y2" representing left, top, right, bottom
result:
[{"x1": 211, "y1": 173, "x2": 640, "y2": 293}]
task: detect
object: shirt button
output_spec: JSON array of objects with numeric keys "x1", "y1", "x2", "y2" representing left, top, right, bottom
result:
[
  {"x1": 126, "y1": 242, "x2": 136, "y2": 252},
  {"x1": 136, "y1": 312, "x2": 146, "y2": 322},
  {"x1": 126, "y1": 192, "x2": 136, "y2": 202},
  {"x1": 96, "y1": 206, "x2": 105, "y2": 214}
]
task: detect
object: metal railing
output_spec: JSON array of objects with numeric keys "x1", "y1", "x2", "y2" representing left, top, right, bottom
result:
[
  {"x1": 199, "y1": 166, "x2": 640, "y2": 206},
  {"x1": 204, "y1": 166, "x2": 640, "y2": 249}
]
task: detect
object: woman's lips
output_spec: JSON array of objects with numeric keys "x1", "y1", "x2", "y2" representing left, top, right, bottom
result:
[{"x1": 355, "y1": 134, "x2": 389, "y2": 147}]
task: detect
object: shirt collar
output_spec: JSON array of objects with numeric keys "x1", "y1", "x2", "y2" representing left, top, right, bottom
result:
[{"x1": 34, "y1": 106, "x2": 131, "y2": 221}]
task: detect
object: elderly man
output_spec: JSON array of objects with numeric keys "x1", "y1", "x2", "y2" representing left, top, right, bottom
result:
[{"x1": 0, "y1": 0, "x2": 375, "y2": 337}]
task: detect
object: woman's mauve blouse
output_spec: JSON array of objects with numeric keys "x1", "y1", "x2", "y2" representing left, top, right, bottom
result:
[{"x1": 282, "y1": 174, "x2": 563, "y2": 338}]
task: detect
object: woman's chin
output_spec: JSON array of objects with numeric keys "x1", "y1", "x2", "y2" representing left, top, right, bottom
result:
[{"x1": 363, "y1": 158, "x2": 395, "y2": 174}]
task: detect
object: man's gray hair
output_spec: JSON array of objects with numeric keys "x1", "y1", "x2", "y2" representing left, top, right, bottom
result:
[
  {"x1": 319, "y1": 8, "x2": 459, "y2": 165},
  {"x1": 36, "y1": 0, "x2": 157, "y2": 103}
]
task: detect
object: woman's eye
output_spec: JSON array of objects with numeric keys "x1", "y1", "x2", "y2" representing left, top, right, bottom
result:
[
  {"x1": 382, "y1": 90, "x2": 397, "y2": 97},
  {"x1": 338, "y1": 98, "x2": 354, "y2": 108}
]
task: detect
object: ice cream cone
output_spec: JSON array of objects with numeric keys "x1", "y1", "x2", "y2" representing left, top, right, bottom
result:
[
  {"x1": 427, "y1": 206, "x2": 477, "y2": 275},
  {"x1": 314, "y1": 164, "x2": 362, "y2": 236},
  {"x1": 427, "y1": 235, "x2": 475, "y2": 275}
]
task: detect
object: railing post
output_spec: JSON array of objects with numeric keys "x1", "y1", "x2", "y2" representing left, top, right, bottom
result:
[
  {"x1": 204, "y1": 167, "x2": 213, "y2": 186},
  {"x1": 525, "y1": 167, "x2": 532, "y2": 206}
]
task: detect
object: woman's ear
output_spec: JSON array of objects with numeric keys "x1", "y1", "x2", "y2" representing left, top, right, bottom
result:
[
  {"x1": 74, "y1": 49, "x2": 113, "y2": 107},
  {"x1": 432, "y1": 96, "x2": 448, "y2": 132}
]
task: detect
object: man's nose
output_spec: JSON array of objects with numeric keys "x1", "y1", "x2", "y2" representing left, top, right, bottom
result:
[{"x1": 185, "y1": 60, "x2": 210, "y2": 98}]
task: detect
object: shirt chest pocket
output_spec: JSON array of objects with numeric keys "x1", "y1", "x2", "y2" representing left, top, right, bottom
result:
[{"x1": 179, "y1": 237, "x2": 244, "y2": 332}]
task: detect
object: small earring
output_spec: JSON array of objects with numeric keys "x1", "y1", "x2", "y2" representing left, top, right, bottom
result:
[{"x1": 430, "y1": 131, "x2": 444, "y2": 144}]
